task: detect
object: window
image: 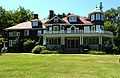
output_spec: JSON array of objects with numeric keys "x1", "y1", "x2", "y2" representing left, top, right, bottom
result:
[
  {"x1": 38, "y1": 30, "x2": 42, "y2": 36},
  {"x1": 96, "y1": 25, "x2": 100, "y2": 31},
  {"x1": 96, "y1": 14, "x2": 100, "y2": 20},
  {"x1": 32, "y1": 22, "x2": 38, "y2": 26},
  {"x1": 67, "y1": 28, "x2": 71, "y2": 33},
  {"x1": 53, "y1": 26, "x2": 58, "y2": 31},
  {"x1": 9, "y1": 40, "x2": 18, "y2": 47},
  {"x1": 101, "y1": 14, "x2": 104, "y2": 20},
  {"x1": 84, "y1": 26, "x2": 90, "y2": 31},
  {"x1": 49, "y1": 27, "x2": 52, "y2": 33},
  {"x1": 101, "y1": 25, "x2": 104, "y2": 30},
  {"x1": 69, "y1": 17, "x2": 77, "y2": 22},
  {"x1": 54, "y1": 18, "x2": 58, "y2": 22},
  {"x1": 91, "y1": 14, "x2": 95, "y2": 21},
  {"x1": 9, "y1": 32, "x2": 20, "y2": 37},
  {"x1": 24, "y1": 30, "x2": 29, "y2": 36},
  {"x1": 60, "y1": 26, "x2": 64, "y2": 31}
]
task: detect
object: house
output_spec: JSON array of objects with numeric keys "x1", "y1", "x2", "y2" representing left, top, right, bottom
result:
[{"x1": 5, "y1": 7, "x2": 114, "y2": 53}]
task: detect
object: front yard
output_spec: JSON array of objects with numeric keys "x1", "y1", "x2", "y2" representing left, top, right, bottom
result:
[{"x1": 0, "y1": 53, "x2": 120, "y2": 78}]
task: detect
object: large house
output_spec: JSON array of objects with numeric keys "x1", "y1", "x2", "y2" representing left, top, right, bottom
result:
[{"x1": 5, "y1": 7, "x2": 114, "y2": 53}]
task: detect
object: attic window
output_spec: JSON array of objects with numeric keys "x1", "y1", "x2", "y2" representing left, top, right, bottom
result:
[
  {"x1": 54, "y1": 18, "x2": 58, "y2": 22},
  {"x1": 69, "y1": 17, "x2": 77, "y2": 22},
  {"x1": 32, "y1": 22, "x2": 38, "y2": 26}
]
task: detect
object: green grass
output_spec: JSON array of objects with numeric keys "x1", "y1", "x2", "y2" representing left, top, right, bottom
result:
[{"x1": 0, "y1": 53, "x2": 120, "y2": 78}]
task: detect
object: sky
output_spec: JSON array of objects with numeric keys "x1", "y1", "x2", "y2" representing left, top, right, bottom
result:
[{"x1": 0, "y1": 0, "x2": 120, "y2": 19}]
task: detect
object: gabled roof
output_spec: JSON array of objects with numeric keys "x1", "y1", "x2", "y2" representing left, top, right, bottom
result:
[
  {"x1": 45, "y1": 16, "x2": 67, "y2": 24},
  {"x1": 5, "y1": 21, "x2": 32, "y2": 30}
]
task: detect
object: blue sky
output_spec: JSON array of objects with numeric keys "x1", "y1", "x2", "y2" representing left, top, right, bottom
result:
[{"x1": 0, "y1": 0, "x2": 119, "y2": 19}]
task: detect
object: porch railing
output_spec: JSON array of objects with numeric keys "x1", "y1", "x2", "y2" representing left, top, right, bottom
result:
[{"x1": 43, "y1": 30, "x2": 113, "y2": 35}]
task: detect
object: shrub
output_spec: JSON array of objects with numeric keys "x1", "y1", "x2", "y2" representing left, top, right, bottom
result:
[
  {"x1": 32, "y1": 45, "x2": 46, "y2": 54},
  {"x1": 88, "y1": 50, "x2": 106, "y2": 55},
  {"x1": 40, "y1": 50, "x2": 58, "y2": 54},
  {"x1": 23, "y1": 40, "x2": 35, "y2": 52}
]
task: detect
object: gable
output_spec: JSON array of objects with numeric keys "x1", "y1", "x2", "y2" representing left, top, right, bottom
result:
[{"x1": 45, "y1": 16, "x2": 66, "y2": 24}]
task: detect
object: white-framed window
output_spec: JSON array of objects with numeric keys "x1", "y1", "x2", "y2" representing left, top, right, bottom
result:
[
  {"x1": 9, "y1": 40, "x2": 18, "y2": 47},
  {"x1": 101, "y1": 25, "x2": 104, "y2": 30},
  {"x1": 69, "y1": 17, "x2": 77, "y2": 22},
  {"x1": 67, "y1": 28, "x2": 71, "y2": 33},
  {"x1": 54, "y1": 18, "x2": 58, "y2": 22},
  {"x1": 32, "y1": 22, "x2": 38, "y2": 26},
  {"x1": 91, "y1": 14, "x2": 95, "y2": 21},
  {"x1": 49, "y1": 27, "x2": 52, "y2": 33},
  {"x1": 101, "y1": 14, "x2": 104, "y2": 20},
  {"x1": 96, "y1": 14, "x2": 100, "y2": 20},
  {"x1": 84, "y1": 26, "x2": 90, "y2": 32},
  {"x1": 38, "y1": 30, "x2": 42, "y2": 36},
  {"x1": 53, "y1": 26, "x2": 58, "y2": 33},
  {"x1": 60, "y1": 26, "x2": 64, "y2": 33},
  {"x1": 24, "y1": 30, "x2": 29, "y2": 36},
  {"x1": 9, "y1": 32, "x2": 20, "y2": 37},
  {"x1": 96, "y1": 25, "x2": 101, "y2": 31}
]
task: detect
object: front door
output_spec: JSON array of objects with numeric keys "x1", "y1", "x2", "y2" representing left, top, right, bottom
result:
[{"x1": 65, "y1": 38, "x2": 79, "y2": 48}]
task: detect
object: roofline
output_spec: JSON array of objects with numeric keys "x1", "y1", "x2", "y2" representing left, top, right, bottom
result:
[
  {"x1": 4, "y1": 28, "x2": 47, "y2": 31},
  {"x1": 45, "y1": 24, "x2": 93, "y2": 26}
]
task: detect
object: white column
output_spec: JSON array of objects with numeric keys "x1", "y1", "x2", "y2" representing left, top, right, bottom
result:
[
  {"x1": 61, "y1": 37, "x2": 65, "y2": 45},
  {"x1": 99, "y1": 36, "x2": 102, "y2": 44},
  {"x1": 80, "y1": 37, "x2": 81, "y2": 45},
  {"x1": 81, "y1": 36, "x2": 83, "y2": 45},
  {"x1": 43, "y1": 36, "x2": 46, "y2": 45}
]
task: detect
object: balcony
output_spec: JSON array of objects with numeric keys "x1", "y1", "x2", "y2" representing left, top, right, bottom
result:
[{"x1": 43, "y1": 30, "x2": 113, "y2": 35}]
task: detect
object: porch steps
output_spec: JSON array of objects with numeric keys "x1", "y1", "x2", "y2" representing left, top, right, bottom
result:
[{"x1": 63, "y1": 48, "x2": 80, "y2": 54}]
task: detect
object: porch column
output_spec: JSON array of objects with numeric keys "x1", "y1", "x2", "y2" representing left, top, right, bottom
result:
[
  {"x1": 99, "y1": 36, "x2": 102, "y2": 44},
  {"x1": 43, "y1": 36, "x2": 46, "y2": 45},
  {"x1": 61, "y1": 37, "x2": 65, "y2": 45}
]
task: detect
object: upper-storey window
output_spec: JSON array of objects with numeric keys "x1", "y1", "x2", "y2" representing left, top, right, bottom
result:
[
  {"x1": 69, "y1": 17, "x2": 77, "y2": 22},
  {"x1": 9, "y1": 31, "x2": 20, "y2": 37},
  {"x1": 96, "y1": 14, "x2": 100, "y2": 20},
  {"x1": 96, "y1": 25, "x2": 100, "y2": 31},
  {"x1": 101, "y1": 14, "x2": 104, "y2": 20},
  {"x1": 32, "y1": 22, "x2": 38, "y2": 26},
  {"x1": 91, "y1": 14, "x2": 95, "y2": 21},
  {"x1": 54, "y1": 18, "x2": 58, "y2": 22},
  {"x1": 38, "y1": 30, "x2": 42, "y2": 36}
]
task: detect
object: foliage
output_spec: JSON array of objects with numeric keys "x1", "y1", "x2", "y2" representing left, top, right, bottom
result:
[
  {"x1": 104, "y1": 6, "x2": 120, "y2": 53},
  {"x1": 0, "y1": 6, "x2": 33, "y2": 37},
  {"x1": 32, "y1": 45, "x2": 46, "y2": 54},
  {"x1": 23, "y1": 40, "x2": 35, "y2": 52},
  {"x1": 40, "y1": 50, "x2": 58, "y2": 54},
  {"x1": 88, "y1": 50, "x2": 106, "y2": 55}
]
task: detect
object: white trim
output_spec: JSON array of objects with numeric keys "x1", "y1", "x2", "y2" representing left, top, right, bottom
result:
[{"x1": 47, "y1": 16, "x2": 65, "y2": 23}]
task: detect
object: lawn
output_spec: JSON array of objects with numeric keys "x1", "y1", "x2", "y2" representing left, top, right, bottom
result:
[{"x1": 0, "y1": 53, "x2": 120, "y2": 78}]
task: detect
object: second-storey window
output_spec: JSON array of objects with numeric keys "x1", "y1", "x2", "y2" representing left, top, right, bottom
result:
[
  {"x1": 54, "y1": 18, "x2": 58, "y2": 22},
  {"x1": 101, "y1": 14, "x2": 104, "y2": 20},
  {"x1": 38, "y1": 30, "x2": 42, "y2": 36},
  {"x1": 24, "y1": 30, "x2": 29, "y2": 36},
  {"x1": 96, "y1": 25, "x2": 100, "y2": 31},
  {"x1": 32, "y1": 22, "x2": 38, "y2": 26}
]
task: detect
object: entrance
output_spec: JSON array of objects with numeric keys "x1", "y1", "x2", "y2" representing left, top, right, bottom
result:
[{"x1": 65, "y1": 38, "x2": 79, "y2": 48}]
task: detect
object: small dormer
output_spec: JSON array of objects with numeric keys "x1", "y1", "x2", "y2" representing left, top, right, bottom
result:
[
  {"x1": 31, "y1": 14, "x2": 42, "y2": 28},
  {"x1": 69, "y1": 16, "x2": 77, "y2": 22}
]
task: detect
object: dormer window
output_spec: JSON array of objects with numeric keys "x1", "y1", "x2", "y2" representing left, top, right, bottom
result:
[
  {"x1": 32, "y1": 22, "x2": 38, "y2": 26},
  {"x1": 69, "y1": 17, "x2": 77, "y2": 22},
  {"x1": 96, "y1": 14, "x2": 100, "y2": 20},
  {"x1": 54, "y1": 18, "x2": 58, "y2": 22}
]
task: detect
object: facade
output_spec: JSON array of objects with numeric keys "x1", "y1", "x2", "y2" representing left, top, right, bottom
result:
[{"x1": 5, "y1": 8, "x2": 114, "y2": 53}]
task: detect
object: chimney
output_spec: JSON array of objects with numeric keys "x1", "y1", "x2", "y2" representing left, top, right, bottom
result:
[
  {"x1": 33, "y1": 14, "x2": 38, "y2": 19},
  {"x1": 49, "y1": 10, "x2": 55, "y2": 19}
]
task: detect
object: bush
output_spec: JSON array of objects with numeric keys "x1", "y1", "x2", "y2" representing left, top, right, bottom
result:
[
  {"x1": 88, "y1": 50, "x2": 106, "y2": 55},
  {"x1": 32, "y1": 45, "x2": 46, "y2": 54},
  {"x1": 40, "y1": 50, "x2": 58, "y2": 54},
  {"x1": 23, "y1": 40, "x2": 35, "y2": 52}
]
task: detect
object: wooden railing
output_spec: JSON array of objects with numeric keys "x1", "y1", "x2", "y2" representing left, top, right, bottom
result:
[{"x1": 43, "y1": 30, "x2": 113, "y2": 35}]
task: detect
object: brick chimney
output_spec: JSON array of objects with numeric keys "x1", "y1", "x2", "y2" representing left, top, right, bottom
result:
[
  {"x1": 33, "y1": 14, "x2": 38, "y2": 19},
  {"x1": 49, "y1": 10, "x2": 55, "y2": 19}
]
